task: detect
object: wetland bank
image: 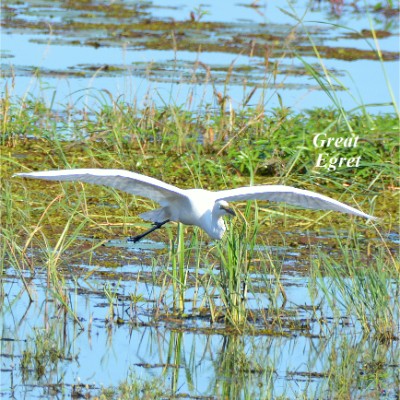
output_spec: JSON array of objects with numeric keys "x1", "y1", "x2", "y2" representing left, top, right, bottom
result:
[{"x1": 1, "y1": 0, "x2": 399, "y2": 399}]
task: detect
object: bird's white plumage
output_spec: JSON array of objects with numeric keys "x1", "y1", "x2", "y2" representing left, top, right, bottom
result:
[
  {"x1": 215, "y1": 186, "x2": 373, "y2": 220},
  {"x1": 15, "y1": 169, "x2": 185, "y2": 205},
  {"x1": 14, "y1": 169, "x2": 377, "y2": 240}
]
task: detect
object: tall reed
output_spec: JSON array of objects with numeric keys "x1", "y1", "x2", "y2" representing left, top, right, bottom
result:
[{"x1": 170, "y1": 223, "x2": 187, "y2": 312}]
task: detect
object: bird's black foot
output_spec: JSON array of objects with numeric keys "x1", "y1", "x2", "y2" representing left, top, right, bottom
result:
[{"x1": 128, "y1": 219, "x2": 170, "y2": 243}]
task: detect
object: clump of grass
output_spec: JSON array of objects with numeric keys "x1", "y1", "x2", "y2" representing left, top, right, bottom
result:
[
  {"x1": 104, "y1": 280, "x2": 123, "y2": 323},
  {"x1": 210, "y1": 203, "x2": 260, "y2": 327},
  {"x1": 214, "y1": 224, "x2": 250, "y2": 326},
  {"x1": 98, "y1": 368, "x2": 167, "y2": 400},
  {"x1": 20, "y1": 325, "x2": 73, "y2": 382},
  {"x1": 312, "y1": 228, "x2": 399, "y2": 341},
  {"x1": 2, "y1": 178, "x2": 107, "y2": 323},
  {"x1": 320, "y1": 333, "x2": 398, "y2": 399},
  {"x1": 151, "y1": 222, "x2": 210, "y2": 315}
]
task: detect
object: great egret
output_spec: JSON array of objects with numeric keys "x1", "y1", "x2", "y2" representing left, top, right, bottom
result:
[{"x1": 14, "y1": 169, "x2": 377, "y2": 241}]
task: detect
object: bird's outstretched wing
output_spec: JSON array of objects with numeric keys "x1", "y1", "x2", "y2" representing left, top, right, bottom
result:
[
  {"x1": 215, "y1": 185, "x2": 377, "y2": 220},
  {"x1": 14, "y1": 169, "x2": 186, "y2": 204}
]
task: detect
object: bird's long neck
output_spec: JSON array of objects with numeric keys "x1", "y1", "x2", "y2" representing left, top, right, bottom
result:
[{"x1": 210, "y1": 214, "x2": 226, "y2": 240}]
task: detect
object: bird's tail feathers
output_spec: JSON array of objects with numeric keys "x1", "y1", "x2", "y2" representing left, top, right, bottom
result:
[{"x1": 139, "y1": 207, "x2": 170, "y2": 223}]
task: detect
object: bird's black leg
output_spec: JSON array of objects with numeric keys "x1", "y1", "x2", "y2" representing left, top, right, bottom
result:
[{"x1": 128, "y1": 219, "x2": 170, "y2": 243}]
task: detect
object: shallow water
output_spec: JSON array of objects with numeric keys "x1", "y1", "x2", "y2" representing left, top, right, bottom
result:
[
  {"x1": 1, "y1": 0, "x2": 399, "y2": 113},
  {"x1": 1, "y1": 231, "x2": 399, "y2": 398}
]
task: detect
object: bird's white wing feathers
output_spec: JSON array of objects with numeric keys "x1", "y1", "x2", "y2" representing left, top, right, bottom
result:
[
  {"x1": 215, "y1": 185, "x2": 376, "y2": 220},
  {"x1": 15, "y1": 170, "x2": 377, "y2": 220},
  {"x1": 14, "y1": 169, "x2": 186, "y2": 204}
]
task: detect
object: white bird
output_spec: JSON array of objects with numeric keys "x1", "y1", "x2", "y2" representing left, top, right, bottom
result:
[{"x1": 14, "y1": 169, "x2": 377, "y2": 241}]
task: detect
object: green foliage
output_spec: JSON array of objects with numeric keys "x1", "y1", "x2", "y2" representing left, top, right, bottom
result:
[
  {"x1": 99, "y1": 369, "x2": 166, "y2": 399},
  {"x1": 20, "y1": 327, "x2": 71, "y2": 382},
  {"x1": 211, "y1": 203, "x2": 260, "y2": 327}
]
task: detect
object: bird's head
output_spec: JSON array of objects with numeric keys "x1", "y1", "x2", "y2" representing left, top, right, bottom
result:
[
  {"x1": 216, "y1": 200, "x2": 236, "y2": 218},
  {"x1": 208, "y1": 200, "x2": 236, "y2": 240}
]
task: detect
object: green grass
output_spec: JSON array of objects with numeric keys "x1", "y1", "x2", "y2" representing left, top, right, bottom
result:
[
  {"x1": 210, "y1": 203, "x2": 260, "y2": 327},
  {"x1": 98, "y1": 370, "x2": 167, "y2": 400},
  {"x1": 1, "y1": 96, "x2": 398, "y2": 324},
  {"x1": 312, "y1": 227, "x2": 399, "y2": 340}
]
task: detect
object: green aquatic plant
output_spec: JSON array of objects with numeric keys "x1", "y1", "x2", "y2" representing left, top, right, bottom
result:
[
  {"x1": 104, "y1": 280, "x2": 123, "y2": 323},
  {"x1": 167, "y1": 223, "x2": 187, "y2": 313},
  {"x1": 20, "y1": 324, "x2": 73, "y2": 382},
  {"x1": 98, "y1": 368, "x2": 168, "y2": 400},
  {"x1": 312, "y1": 227, "x2": 399, "y2": 340},
  {"x1": 211, "y1": 203, "x2": 260, "y2": 327}
]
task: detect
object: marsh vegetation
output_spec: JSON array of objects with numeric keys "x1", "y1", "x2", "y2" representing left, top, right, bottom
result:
[{"x1": 1, "y1": 0, "x2": 399, "y2": 398}]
